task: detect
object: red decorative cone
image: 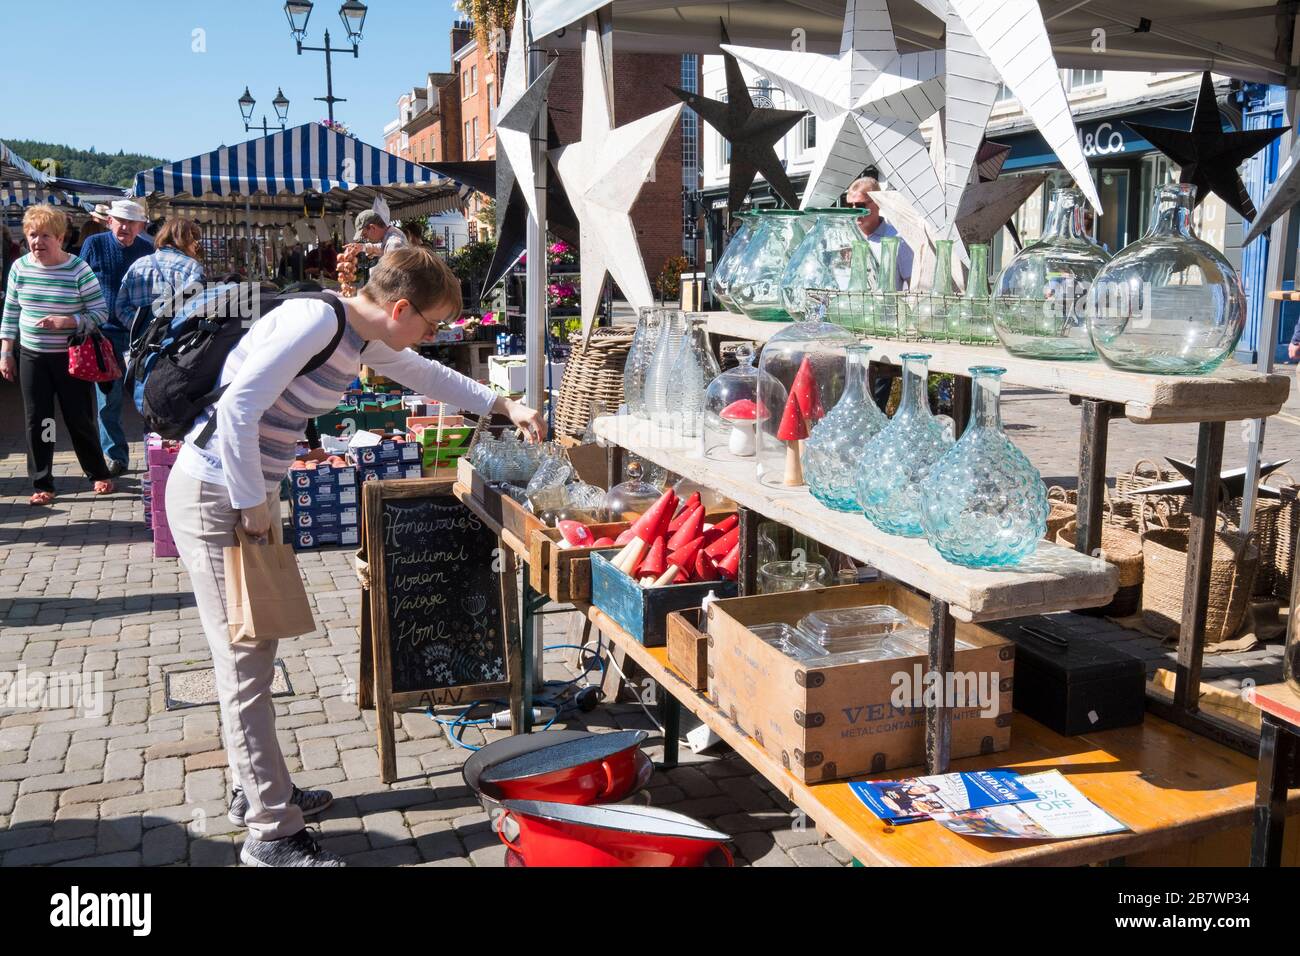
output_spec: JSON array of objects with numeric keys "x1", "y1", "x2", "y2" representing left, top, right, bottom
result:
[
  {"x1": 717, "y1": 542, "x2": 741, "y2": 580},
  {"x1": 694, "y1": 549, "x2": 721, "y2": 582},
  {"x1": 776, "y1": 392, "x2": 808, "y2": 487},
  {"x1": 790, "y1": 355, "x2": 825, "y2": 422},
  {"x1": 667, "y1": 504, "x2": 705, "y2": 551},
  {"x1": 702, "y1": 514, "x2": 738, "y2": 547},
  {"x1": 558, "y1": 520, "x2": 593, "y2": 547},
  {"x1": 654, "y1": 536, "x2": 705, "y2": 587},
  {"x1": 667, "y1": 492, "x2": 702, "y2": 532},
  {"x1": 635, "y1": 535, "x2": 668, "y2": 583},
  {"x1": 614, "y1": 528, "x2": 637, "y2": 546},
  {"x1": 591, "y1": 537, "x2": 616, "y2": 547},
  {"x1": 612, "y1": 489, "x2": 676, "y2": 572},
  {"x1": 704, "y1": 525, "x2": 740, "y2": 560}
]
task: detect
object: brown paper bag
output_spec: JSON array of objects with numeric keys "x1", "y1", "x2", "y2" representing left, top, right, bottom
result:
[{"x1": 224, "y1": 526, "x2": 316, "y2": 643}]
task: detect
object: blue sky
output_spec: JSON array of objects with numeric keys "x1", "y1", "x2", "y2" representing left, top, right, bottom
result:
[{"x1": 0, "y1": 0, "x2": 463, "y2": 160}]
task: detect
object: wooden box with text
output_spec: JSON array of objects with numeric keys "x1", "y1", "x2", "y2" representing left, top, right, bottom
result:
[{"x1": 707, "y1": 583, "x2": 1014, "y2": 783}]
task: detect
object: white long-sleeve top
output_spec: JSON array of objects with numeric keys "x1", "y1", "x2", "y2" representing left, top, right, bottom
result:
[{"x1": 176, "y1": 295, "x2": 497, "y2": 509}]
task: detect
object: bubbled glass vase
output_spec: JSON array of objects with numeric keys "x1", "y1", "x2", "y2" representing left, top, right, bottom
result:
[
  {"x1": 803, "y1": 345, "x2": 887, "y2": 511},
  {"x1": 919, "y1": 367, "x2": 1048, "y2": 567},
  {"x1": 856, "y1": 353, "x2": 953, "y2": 536},
  {"x1": 1088, "y1": 182, "x2": 1246, "y2": 374}
]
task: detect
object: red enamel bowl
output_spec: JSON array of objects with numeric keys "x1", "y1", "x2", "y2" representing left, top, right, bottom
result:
[
  {"x1": 499, "y1": 800, "x2": 733, "y2": 867},
  {"x1": 478, "y1": 730, "x2": 651, "y2": 806}
]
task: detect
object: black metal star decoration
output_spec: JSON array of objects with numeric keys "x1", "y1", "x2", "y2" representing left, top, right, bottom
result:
[
  {"x1": 1134, "y1": 457, "x2": 1292, "y2": 503},
  {"x1": 667, "y1": 20, "x2": 806, "y2": 211},
  {"x1": 1124, "y1": 72, "x2": 1289, "y2": 220}
]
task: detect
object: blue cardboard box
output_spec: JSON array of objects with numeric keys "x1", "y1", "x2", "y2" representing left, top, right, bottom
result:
[{"x1": 589, "y1": 550, "x2": 737, "y2": 647}]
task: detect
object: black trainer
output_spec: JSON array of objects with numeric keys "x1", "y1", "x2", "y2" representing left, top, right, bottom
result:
[
  {"x1": 107, "y1": 460, "x2": 128, "y2": 478},
  {"x1": 229, "y1": 785, "x2": 334, "y2": 827},
  {"x1": 240, "y1": 828, "x2": 345, "y2": 867}
]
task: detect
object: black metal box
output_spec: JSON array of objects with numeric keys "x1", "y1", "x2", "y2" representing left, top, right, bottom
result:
[{"x1": 1004, "y1": 625, "x2": 1145, "y2": 736}]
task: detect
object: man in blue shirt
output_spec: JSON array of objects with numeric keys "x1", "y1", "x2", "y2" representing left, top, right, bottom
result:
[{"x1": 80, "y1": 199, "x2": 153, "y2": 475}]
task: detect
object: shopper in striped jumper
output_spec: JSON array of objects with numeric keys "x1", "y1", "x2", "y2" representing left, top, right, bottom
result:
[
  {"x1": 166, "y1": 245, "x2": 545, "y2": 867},
  {"x1": 0, "y1": 205, "x2": 115, "y2": 505}
]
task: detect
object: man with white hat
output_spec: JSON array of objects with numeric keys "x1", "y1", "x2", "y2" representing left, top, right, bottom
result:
[{"x1": 80, "y1": 198, "x2": 153, "y2": 476}]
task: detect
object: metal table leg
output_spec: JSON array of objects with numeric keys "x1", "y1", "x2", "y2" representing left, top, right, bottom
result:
[
  {"x1": 606, "y1": 444, "x2": 625, "y2": 491},
  {"x1": 1075, "y1": 398, "x2": 1121, "y2": 556},
  {"x1": 659, "y1": 689, "x2": 681, "y2": 770},
  {"x1": 738, "y1": 506, "x2": 759, "y2": 597},
  {"x1": 926, "y1": 597, "x2": 955, "y2": 774},
  {"x1": 1251, "y1": 713, "x2": 1294, "y2": 866},
  {"x1": 519, "y1": 581, "x2": 549, "y2": 733}
]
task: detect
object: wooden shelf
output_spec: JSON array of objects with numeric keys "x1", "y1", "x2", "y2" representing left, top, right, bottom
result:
[
  {"x1": 592, "y1": 415, "x2": 1116, "y2": 623},
  {"x1": 700, "y1": 311, "x2": 1290, "y2": 425},
  {"x1": 587, "y1": 605, "x2": 1300, "y2": 867}
]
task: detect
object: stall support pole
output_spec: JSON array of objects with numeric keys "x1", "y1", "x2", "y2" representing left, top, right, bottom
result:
[
  {"x1": 1176, "y1": 420, "x2": 1226, "y2": 710},
  {"x1": 659, "y1": 691, "x2": 681, "y2": 770},
  {"x1": 950, "y1": 375, "x2": 971, "y2": 439},
  {"x1": 1250, "y1": 714, "x2": 1295, "y2": 866},
  {"x1": 926, "y1": 597, "x2": 956, "y2": 775},
  {"x1": 518, "y1": 581, "x2": 549, "y2": 733},
  {"x1": 606, "y1": 444, "x2": 624, "y2": 492},
  {"x1": 1074, "y1": 398, "x2": 1122, "y2": 556},
  {"x1": 738, "y1": 506, "x2": 759, "y2": 597}
]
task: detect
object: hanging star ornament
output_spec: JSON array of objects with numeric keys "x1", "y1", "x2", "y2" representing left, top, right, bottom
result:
[
  {"x1": 668, "y1": 21, "x2": 805, "y2": 210},
  {"x1": 724, "y1": 0, "x2": 947, "y2": 231},
  {"x1": 550, "y1": 14, "x2": 682, "y2": 337},
  {"x1": 1125, "y1": 72, "x2": 1288, "y2": 221},
  {"x1": 493, "y1": 0, "x2": 557, "y2": 231}
]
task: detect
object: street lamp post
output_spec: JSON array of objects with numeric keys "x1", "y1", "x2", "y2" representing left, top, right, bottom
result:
[
  {"x1": 238, "y1": 86, "x2": 291, "y2": 136},
  {"x1": 284, "y1": 0, "x2": 368, "y2": 123}
]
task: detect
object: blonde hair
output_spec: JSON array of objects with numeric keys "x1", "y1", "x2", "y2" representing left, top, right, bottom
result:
[
  {"x1": 361, "y1": 245, "x2": 461, "y2": 317},
  {"x1": 23, "y1": 204, "x2": 67, "y2": 239}
]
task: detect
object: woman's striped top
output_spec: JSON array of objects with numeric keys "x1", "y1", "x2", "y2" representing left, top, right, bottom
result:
[
  {"x1": 0, "y1": 254, "x2": 107, "y2": 353},
  {"x1": 176, "y1": 295, "x2": 497, "y2": 509}
]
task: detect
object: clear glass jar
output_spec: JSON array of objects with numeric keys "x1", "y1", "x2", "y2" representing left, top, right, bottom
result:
[
  {"x1": 873, "y1": 235, "x2": 902, "y2": 337},
  {"x1": 622, "y1": 308, "x2": 661, "y2": 418},
  {"x1": 730, "y1": 210, "x2": 808, "y2": 322},
  {"x1": 602, "y1": 459, "x2": 661, "y2": 523},
  {"x1": 524, "y1": 442, "x2": 573, "y2": 513},
  {"x1": 856, "y1": 353, "x2": 954, "y2": 536},
  {"x1": 670, "y1": 316, "x2": 721, "y2": 439},
  {"x1": 757, "y1": 560, "x2": 829, "y2": 594},
  {"x1": 993, "y1": 187, "x2": 1108, "y2": 360},
  {"x1": 703, "y1": 343, "x2": 780, "y2": 459},
  {"x1": 803, "y1": 344, "x2": 887, "y2": 511},
  {"x1": 754, "y1": 313, "x2": 856, "y2": 488},
  {"x1": 919, "y1": 367, "x2": 1048, "y2": 567},
  {"x1": 641, "y1": 309, "x2": 686, "y2": 424},
  {"x1": 1088, "y1": 183, "x2": 1246, "y2": 374},
  {"x1": 710, "y1": 212, "x2": 758, "y2": 314},
  {"x1": 780, "y1": 209, "x2": 876, "y2": 323}
]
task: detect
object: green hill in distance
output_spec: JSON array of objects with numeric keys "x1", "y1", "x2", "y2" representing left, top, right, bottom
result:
[{"x1": 6, "y1": 140, "x2": 166, "y2": 188}]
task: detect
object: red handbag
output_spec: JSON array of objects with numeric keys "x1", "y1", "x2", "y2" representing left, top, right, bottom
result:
[{"x1": 68, "y1": 330, "x2": 121, "y2": 383}]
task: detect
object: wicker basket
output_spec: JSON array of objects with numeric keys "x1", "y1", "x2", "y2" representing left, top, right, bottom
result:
[
  {"x1": 552, "y1": 327, "x2": 635, "y2": 439},
  {"x1": 1139, "y1": 515, "x2": 1259, "y2": 643},
  {"x1": 1270, "y1": 477, "x2": 1300, "y2": 601},
  {"x1": 1222, "y1": 495, "x2": 1284, "y2": 598},
  {"x1": 1113, "y1": 458, "x2": 1187, "y2": 529},
  {"x1": 1046, "y1": 485, "x2": 1077, "y2": 540},
  {"x1": 1056, "y1": 519, "x2": 1143, "y2": 617}
]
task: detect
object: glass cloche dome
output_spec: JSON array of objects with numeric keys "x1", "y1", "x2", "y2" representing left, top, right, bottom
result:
[{"x1": 703, "y1": 343, "x2": 784, "y2": 459}]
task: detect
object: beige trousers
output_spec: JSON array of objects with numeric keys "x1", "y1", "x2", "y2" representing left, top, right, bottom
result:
[{"x1": 165, "y1": 465, "x2": 305, "y2": 840}]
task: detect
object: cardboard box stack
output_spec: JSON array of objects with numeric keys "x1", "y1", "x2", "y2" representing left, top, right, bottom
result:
[
  {"x1": 144, "y1": 434, "x2": 181, "y2": 558},
  {"x1": 353, "y1": 437, "x2": 422, "y2": 483},
  {"x1": 287, "y1": 460, "x2": 361, "y2": 552}
]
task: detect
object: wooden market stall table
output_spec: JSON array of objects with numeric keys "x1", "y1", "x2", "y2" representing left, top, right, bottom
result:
[
  {"x1": 1245, "y1": 681, "x2": 1300, "y2": 865},
  {"x1": 583, "y1": 604, "x2": 1300, "y2": 867},
  {"x1": 699, "y1": 311, "x2": 1292, "y2": 753}
]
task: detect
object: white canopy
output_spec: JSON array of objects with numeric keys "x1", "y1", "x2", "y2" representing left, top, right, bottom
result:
[{"x1": 531, "y1": 0, "x2": 1294, "y2": 85}]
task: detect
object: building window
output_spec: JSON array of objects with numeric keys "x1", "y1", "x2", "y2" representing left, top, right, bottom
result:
[
  {"x1": 1063, "y1": 69, "x2": 1103, "y2": 92},
  {"x1": 800, "y1": 115, "x2": 816, "y2": 152},
  {"x1": 464, "y1": 121, "x2": 471, "y2": 153},
  {"x1": 995, "y1": 83, "x2": 1016, "y2": 104},
  {"x1": 680, "y1": 53, "x2": 699, "y2": 262},
  {"x1": 471, "y1": 117, "x2": 480, "y2": 155}
]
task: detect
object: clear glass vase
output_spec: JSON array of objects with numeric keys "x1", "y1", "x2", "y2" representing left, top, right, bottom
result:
[
  {"x1": 919, "y1": 367, "x2": 1048, "y2": 567},
  {"x1": 641, "y1": 308, "x2": 686, "y2": 426},
  {"x1": 952, "y1": 242, "x2": 996, "y2": 343},
  {"x1": 803, "y1": 345, "x2": 888, "y2": 511},
  {"x1": 780, "y1": 209, "x2": 876, "y2": 323},
  {"x1": 670, "y1": 316, "x2": 722, "y2": 438},
  {"x1": 873, "y1": 235, "x2": 902, "y2": 337},
  {"x1": 710, "y1": 212, "x2": 758, "y2": 314},
  {"x1": 856, "y1": 353, "x2": 954, "y2": 536},
  {"x1": 910, "y1": 239, "x2": 955, "y2": 340},
  {"x1": 1088, "y1": 183, "x2": 1246, "y2": 374},
  {"x1": 730, "y1": 210, "x2": 808, "y2": 322},
  {"x1": 754, "y1": 313, "x2": 855, "y2": 488},
  {"x1": 622, "y1": 307, "x2": 661, "y2": 418},
  {"x1": 993, "y1": 187, "x2": 1108, "y2": 360}
]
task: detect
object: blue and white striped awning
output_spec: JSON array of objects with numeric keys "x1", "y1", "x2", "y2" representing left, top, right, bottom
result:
[
  {"x1": 0, "y1": 184, "x2": 118, "y2": 212},
  {"x1": 0, "y1": 140, "x2": 49, "y2": 186},
  {"x1": 131, "y1": 123, "x2": 456, "y2": 200}
]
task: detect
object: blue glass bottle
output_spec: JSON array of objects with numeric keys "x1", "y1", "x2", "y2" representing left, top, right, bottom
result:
[
  {"x1": 920, "y1": 367, "x2": 1048, "y2": 567},
  {"x1": 856, "y1": 353, "x2": 952, "y2": 536},
  {"x1": 803, "y1": 345, "x2": 887, "y2": 511}
]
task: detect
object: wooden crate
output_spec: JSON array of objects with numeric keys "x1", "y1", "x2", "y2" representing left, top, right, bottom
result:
[
  {"x1": 454, "y1": 456, "x2": 543, "y2": 547},
  {"x1": 708, "y1": 582, "x2": 1014, "y2": 783},
  {"x1": 666, "y1": 608, "x2": 709, "y2": 692},
  {"x1": 590, "y1": 550, "x2": 737, "y2": 647},
  {"x1": 528, "y1": 522, "x2": 633, "y2": 603}
]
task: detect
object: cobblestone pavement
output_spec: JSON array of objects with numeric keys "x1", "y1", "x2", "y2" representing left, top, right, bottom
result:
[{"x1": 0, "y1": 371, "x2": 1294, "y2": 867}]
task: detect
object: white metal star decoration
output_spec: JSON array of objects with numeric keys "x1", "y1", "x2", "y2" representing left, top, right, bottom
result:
[
  {"x1": 494, "y1": 0, "x2": 557, "y2": 232},
  {"x1": 549, "y1": 14, "x2": 682, "y2": 337},
  {"x1": 724, "y1": 0, "x2": 947, "y2": 230}
]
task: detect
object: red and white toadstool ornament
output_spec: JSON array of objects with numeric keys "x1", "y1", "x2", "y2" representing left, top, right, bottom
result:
[
  {"x1": 719, "y1": 399, "x2": 760, "y2": 456},
  {"x1": 776, "y1": 390, "x2": 810, "y2": 486}
]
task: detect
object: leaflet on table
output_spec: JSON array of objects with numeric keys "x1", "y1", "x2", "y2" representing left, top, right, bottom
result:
[
  {"x1": 851, "y1": 770, "x2": 1036, "y2": 824},
  {"x1": 931, "y1": 771, "x2": 1129, "y2": 840}
]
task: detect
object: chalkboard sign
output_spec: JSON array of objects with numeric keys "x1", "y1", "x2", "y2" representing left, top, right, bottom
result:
[{"x1": 361, "y1": 478, "x2": 520, "y2": 782}]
